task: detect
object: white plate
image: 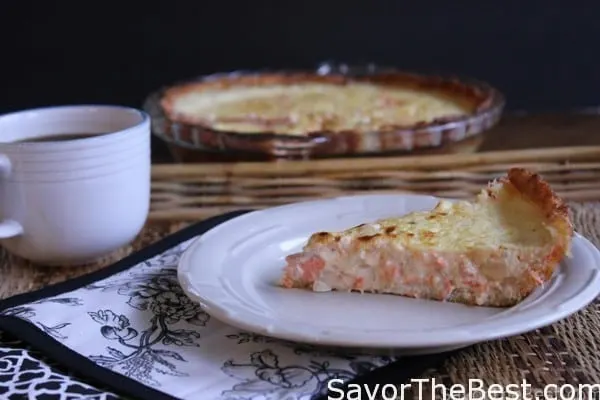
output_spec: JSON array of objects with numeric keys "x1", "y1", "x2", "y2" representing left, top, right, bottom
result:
[{"x1": 178, "y1": 194, "x2": 600, "y2": 351}]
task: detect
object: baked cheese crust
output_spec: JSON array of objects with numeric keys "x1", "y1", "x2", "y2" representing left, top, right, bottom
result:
[
  {"x1": 280, "y1": 168, "x2": 573, "y2": 307},
  {"x1": 161, "y1": 74, "x2": 480, "y2": 136}
]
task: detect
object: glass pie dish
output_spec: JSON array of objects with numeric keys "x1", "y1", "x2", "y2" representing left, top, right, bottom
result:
[{"x1": 144, "y1": 63, "x2": 505, "y2": 162}]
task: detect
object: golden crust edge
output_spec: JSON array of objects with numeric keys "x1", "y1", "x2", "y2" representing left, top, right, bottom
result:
[
  {"x1": 492, "y1": 167, "x2": 574, "y2": 303},
  {"x1": 502, "y1": 167, "x2": 573, "y2": 251}
]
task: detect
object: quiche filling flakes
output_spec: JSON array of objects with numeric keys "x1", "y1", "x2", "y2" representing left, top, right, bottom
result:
[
  {"x1": 280, "y1": 168, "x2": 573, "y2": 307},
  {"x1": 161, "y1": 78, "x2": 478, "y2": 135}
]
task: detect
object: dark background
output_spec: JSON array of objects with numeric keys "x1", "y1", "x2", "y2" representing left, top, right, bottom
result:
[{"x1": 0, "y1": 1, "x2": 598, "y2": 114}]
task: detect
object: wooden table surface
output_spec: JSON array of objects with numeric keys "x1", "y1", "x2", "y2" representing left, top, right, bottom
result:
[
  {"x1": 150, "y1": 111, "x2": 600, "y2": 163},
  {"x1": 480, "y1": 111, "x2": 600, "y2": 151}
]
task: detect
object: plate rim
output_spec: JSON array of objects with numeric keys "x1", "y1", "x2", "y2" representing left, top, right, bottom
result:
[{"x1": 178, "y1": 194, "x2": 600, "y2": 349}]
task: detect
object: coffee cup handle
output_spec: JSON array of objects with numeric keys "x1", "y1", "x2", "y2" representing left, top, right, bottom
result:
[{"x1": 0, "y1": 155, "x2": 23, "y2": 238}]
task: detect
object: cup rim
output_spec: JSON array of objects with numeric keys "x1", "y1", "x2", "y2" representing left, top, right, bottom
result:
[{"x1": 0, "y1": 104, "x2": 149, "y2": 151}]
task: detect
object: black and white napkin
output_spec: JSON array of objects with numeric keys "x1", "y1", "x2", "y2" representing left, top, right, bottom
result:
[{"x1": 0, "y1": 211, "x2": 456, "y2": 400}]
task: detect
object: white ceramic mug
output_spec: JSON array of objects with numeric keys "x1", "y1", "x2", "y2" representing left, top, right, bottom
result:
[{"x1": 0, "y1": 105, "x2": 151, "y2": 265}]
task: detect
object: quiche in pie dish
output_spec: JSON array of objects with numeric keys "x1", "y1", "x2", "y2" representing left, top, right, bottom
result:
[
  {"x1": 153, "y1": 70, "x2": 504, "y2": 158},
  {"x1": 162, "y1": 74, "x2": 481, "y2": 135},
  {"x1": 280, "y1": 168, "x2": 573, "y2": 307}
]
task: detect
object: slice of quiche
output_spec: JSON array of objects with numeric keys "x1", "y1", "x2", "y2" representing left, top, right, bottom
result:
[{"x1": 280, "y1": 168, "x2": 573, "y2": 307}]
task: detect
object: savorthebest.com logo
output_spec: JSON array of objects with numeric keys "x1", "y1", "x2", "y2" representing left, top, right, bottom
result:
[{"x1": 327, "y1": 378, "x2": 600, "y2": 400}]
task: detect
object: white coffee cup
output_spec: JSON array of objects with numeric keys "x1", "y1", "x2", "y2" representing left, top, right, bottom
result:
[{"x1": 0, "y1": 105, "x2": 151, "y2": 265}]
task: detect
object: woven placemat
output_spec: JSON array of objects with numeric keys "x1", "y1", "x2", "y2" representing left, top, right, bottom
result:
[{"x1": 1, "y1": 203, "x2": 599, "y2": 396}]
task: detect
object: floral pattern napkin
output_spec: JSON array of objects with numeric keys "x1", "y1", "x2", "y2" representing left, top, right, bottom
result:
[{"x1": 0, "y1": 216, "x2": 404, "y2": 400}]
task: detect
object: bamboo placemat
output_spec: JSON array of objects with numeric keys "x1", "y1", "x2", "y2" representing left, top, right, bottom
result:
[
  {"x1": 149, "y1": 146, "x2": 600, "y2": 221},
  {"x1": 2, "y1": 145, "x2": 600, "y2": 397}
]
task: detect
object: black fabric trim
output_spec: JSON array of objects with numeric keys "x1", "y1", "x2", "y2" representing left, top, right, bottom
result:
[
  {"x1": 2, "y1": 318, "x2": 177, "y2": 400},
  {"x1": 0, "y1": 210, "x2": 461, "y2": 400}
]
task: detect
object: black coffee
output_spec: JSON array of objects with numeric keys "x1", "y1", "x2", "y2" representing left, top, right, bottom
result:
[{"x1": 15, "y1": 133, "x2": 101, "y2": 143}]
